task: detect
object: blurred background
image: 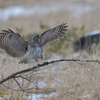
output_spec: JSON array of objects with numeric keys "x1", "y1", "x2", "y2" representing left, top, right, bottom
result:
[
  {"x1": 0, "y1": 0, "x2": 100, "y2": 56},
  {"x1": 0, "y1": 0, "x2": 100, "y2": 33},
  {"x1": 1, "y1": 0, "x2": 100, "y2": 100}
]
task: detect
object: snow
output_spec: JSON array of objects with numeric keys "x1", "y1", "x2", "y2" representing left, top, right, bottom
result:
[
  {"x1": 0, "y1": 6, "x2": 25, "y2": 20},
  {"x1": 0, "y1": 5, "x2": 61, "y2": 20},
  {"x1": 0, "y1": 3, "x2": 93, "y2": 20},
  {"x1": 29, "y1": 94, "x2": 43, "y2": 100},
  {"x1": 66, "y1": 4, "x2": 93, "y2": 17},
  {"x1": 44, "y1": 92, "x2": 56, "y2": 97},
  {"x1": 29, "y1": 92, "x2": 56, "y2": 100},
  {"x1": 83, "y1": 94, "x2": 91, "y2": 98},
  {"x1": 73, "y1": 52, "x2": 89, "y2": 57},
  {"x1": 84, "y1": 30, "x2": 100, "y2": 37},
  {"x1": 38, "y1": 81, "x2": 46, "y2": 88}
]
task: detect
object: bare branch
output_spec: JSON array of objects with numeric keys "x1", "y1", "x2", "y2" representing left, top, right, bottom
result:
[
  {"x1": 13, "y1": 78, "x2": 24, "y2": 92},
  {"x1": 0, "y1": 59, "x2": 100, "y2": 84}
]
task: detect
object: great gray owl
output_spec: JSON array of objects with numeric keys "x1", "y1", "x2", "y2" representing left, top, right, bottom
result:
[{"x1": 0, "y1": 23, "x2": 68, "y2": 64}]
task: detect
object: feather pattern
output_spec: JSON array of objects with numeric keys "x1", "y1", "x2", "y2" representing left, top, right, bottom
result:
[
  {"x1": 0, "y1": 29, "x2": 28, "y2": 58},
  {"x1": 41, "y1": 23, "x2": 68, "y2": 46},
  {"x1": 0, "y1": 23, "x2": 68, "y2": 64}
]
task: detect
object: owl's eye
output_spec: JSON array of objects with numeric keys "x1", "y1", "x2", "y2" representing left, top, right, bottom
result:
[
  {"x1": 34, "y1": 37, "x2": 38, "y2": 42},
  {"x1": 35, "y1": 38, "x2": 38, "y2": 41}
]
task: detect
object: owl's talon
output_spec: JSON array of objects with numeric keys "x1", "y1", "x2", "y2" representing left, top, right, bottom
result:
[
  {"x1": 37, "y1": 63, "x2": 41, "y2": 66},
  {"x1": 43, "y1": 61, "x2": 48, "y2": 64}
]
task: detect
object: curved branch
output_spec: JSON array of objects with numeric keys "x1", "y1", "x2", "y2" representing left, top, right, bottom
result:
[{"x1": 0, "y1": 59, "x2": 100, "y2": 84}]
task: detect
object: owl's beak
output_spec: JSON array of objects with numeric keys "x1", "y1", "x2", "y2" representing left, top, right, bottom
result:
[{"x1": 38, "y1": 38, "x2": 41, "y2": 45}]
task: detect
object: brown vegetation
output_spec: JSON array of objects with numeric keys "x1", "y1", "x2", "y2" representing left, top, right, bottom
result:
[{"x1": 0, "y1": 0, "x2": 100, "y2": 100}]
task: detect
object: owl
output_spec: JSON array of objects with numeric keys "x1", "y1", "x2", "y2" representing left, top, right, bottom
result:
[{"x1": 0, "y1": 23, "x2": 68, "y2": 64}]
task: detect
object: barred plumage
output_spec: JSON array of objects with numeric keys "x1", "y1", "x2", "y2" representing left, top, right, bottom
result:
[
  {"x1": 0, "y1": 30, "x2": 28, "y2": 58},
  {"x1": 0, "y1": 23, "x2": 68, "y2": 64},
  {"x1": 41, "y1": 23, "x2": 68, "y2": 46}
]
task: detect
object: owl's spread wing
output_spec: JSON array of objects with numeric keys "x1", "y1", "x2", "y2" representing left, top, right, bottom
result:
[
  {"x1": 0, "y1": 29, "x2": 28, "y2": 58},
  {"x1": 41, "y1": 23, "x2": 68, "y2": 46}
]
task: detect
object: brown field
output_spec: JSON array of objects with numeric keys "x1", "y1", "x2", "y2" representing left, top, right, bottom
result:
[
  {"x1": 0, "y1": 0, "x2": 100, "y2": 100},
  {"x1": 0, "y1": 0, "x2": 100, "y2": 34}
]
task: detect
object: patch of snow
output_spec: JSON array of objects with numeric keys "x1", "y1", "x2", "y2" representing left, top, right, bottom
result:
[
  {"x1": 61, "y1": 68, "x2": 77, "y2": 74},
  {"x1": 51, "y1": 65, "x2": 58, "y2": 73},
  {"x1": 0, "y1": 5, "x2": 61, "y2": 20},
  {"x1": 45, "y1": 54, "x2": 61, "y2": 63},
  {"x1": 73, "y1": 51, "x2": 89, "y2": 57},
  {"x1": 51, "y1": 83, "x2": 56, "y2": 87},
  {"x1": 73, "y1": 53, "x2": 80, "y2": 57},
  {"x1": 83, "y1": 51, "x2": 89, "y2": 56},
  {"x1": 83, "y1": 94, "x2": 91, "y2": 98},
  {"x1": 57, "y1": 79, "x2": 63, "y2": 83},
  {"x1": 46, "y1": 59, "x2": 51, "y2": 63},
  {"x1": 44, "y1": 92, "x2": 56, "y2": 97},
  {"x1": 0, "y1": 6, "x2": 25, "y2": 20},
  {"x1": 84, "y1": 30, "x2": 100, "y2": 37},
  {"x1": 52, "y1": 54, "x2": 61, "y2": 60},
  {"x1": 69, "y1": 89, "x2": 74, "y2": 92},
  {"x1": 29, "y1": 92, "x2": 56, "y2": 100},
  {"x1": 66, "y1": 4, "x2": 93, "y2": 17},
  {"x1": 66, "y1": 68, "x2": 75, "y2": 72},
  {"x1": 70, "y1": 37, "x2": 75, "y2": 41},
  {"x1": 0, "y1": 3, "x2": 93, "y2": 20},
  {"x1": 29, "y1": 94, "x2": 43, "y2": 100},
  {"x1": 38, "y1": 81, "x2": 46, "y2": 88},
  {"x1": 51, "y1": 79, "x2": 63, "y2": 87}
]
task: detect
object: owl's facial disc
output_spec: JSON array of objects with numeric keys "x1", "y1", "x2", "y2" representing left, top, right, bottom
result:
[
  {"x1": 33, "y1": 36, "x2": 41, "y2": 46},
  {"x1": 29, "y1": 34, "x2": 41, "y2": 47}
]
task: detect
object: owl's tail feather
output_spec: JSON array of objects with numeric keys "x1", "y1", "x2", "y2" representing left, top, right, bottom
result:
[{"x1": 18, "y1": 58, "x2": 28, "y2": 64}]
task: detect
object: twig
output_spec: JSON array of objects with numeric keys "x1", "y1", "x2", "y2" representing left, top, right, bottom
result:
[
  {"x1": 0, "y1": 59, "x2": 100, "y2": 84},
  {"x1": 13, "y1": 78, "x2": 24, "y2": 92}
]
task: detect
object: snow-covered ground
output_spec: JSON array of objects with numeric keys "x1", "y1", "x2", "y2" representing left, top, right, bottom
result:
[
  {"x1": 0, "y1": 4, "x2": 93, "y2": 20},
  {"x1": 28, "y1": 92, "x2": 56, "y2": 100},
  {"x1": 84, "y1": 30, "x2": 100, "y2": 37}
]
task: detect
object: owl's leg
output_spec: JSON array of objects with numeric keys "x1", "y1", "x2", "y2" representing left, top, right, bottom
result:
[
  {"x1": 40, "y1": 54, "x2": 44, "y2": 64},
  {"x1": 36, "y1": 60, "x2": 41, "y2": 73},
  {"x1": 37, "y1": 60, "x2": 41, "y2": 66},
  {"x1": 41, "y1": 54, "x2": 43, "y2": 60},
  {"x1": 34, "y1": 56, "x2": 40, "y2": 66}
]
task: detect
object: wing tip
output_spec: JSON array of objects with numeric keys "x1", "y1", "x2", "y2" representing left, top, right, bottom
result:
[
  {"x1": 1, "y1": 29, "x2": 14, "y2": 34},
  {"x1": 8, "y1": 29, "x2": 14, "y2": 33},
  {"x1": 62, "y1": 23, "x2": 68, "y2": 28}
]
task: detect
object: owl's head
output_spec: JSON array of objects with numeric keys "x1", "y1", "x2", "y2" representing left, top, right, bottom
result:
[{"x1": 28, "y1": 34, "x2": 41, "y2": 47}]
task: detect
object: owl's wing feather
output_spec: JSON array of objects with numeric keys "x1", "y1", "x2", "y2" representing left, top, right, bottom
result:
[
  {"x1": 41, "y1": 23, "x2": 68, "y2": 46},
  {"x1": 0, "y1": 29, "x2": 28, "y2": 58}
]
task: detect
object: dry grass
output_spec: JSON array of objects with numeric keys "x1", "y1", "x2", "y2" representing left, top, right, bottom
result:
[
  {"x1": 0, "y1": 0, "x2": 100, "y2": 100},
  {"x1": 0, "y1": 49, "x2": 100, "y2": 100}
]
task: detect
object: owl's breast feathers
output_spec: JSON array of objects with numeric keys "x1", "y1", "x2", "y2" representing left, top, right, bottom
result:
[
  {"x1": 34, "y1": 45, "x2": 43, "y2": 60},
  {"x1": 19, "y1": 45, "x2": 43, "y2": 64}
]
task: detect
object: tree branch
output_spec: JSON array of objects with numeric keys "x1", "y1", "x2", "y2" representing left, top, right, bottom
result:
[
  {"x1": 0, "y1": 59, "x2": 100, "y2": 84},
  {"x1": 13, "y1": 78, "x2": 24, "y2": 92}
]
